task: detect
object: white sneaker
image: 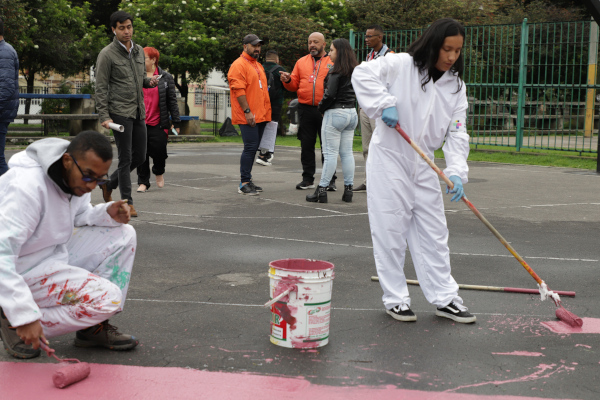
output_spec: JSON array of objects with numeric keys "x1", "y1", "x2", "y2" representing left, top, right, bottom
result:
[{"x1": 255, "y1": 157, "x2": 271, "y2": 166}]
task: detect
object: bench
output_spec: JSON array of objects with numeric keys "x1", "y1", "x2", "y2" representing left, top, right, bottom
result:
[
  {"x1": 179, "y1": 115, "x2": 200, "y2": 135},
  {"x1": 18, "y1": 94, "x2": 98, "y2": 136}
]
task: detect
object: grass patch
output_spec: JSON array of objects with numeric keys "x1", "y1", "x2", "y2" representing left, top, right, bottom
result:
[{"x1": 212, "y1": 134, "x2": 596, "y2": 170}]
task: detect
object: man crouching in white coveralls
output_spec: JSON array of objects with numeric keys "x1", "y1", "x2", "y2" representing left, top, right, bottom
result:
[
  {"x1": 0, "y1": 131, "x2": 138, "y2": 359},
  {"x1": 352, "y1": 18, "x2": 476, "y2": 324}
]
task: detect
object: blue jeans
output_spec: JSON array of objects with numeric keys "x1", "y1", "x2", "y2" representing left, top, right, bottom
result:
[
  {"x1": 0, "y1": 121, "x2": 8, "y2": 176},
  {"x1": 239, "y1": 122, "x2": 266, "y2": 183},
  {"x1": 319, "y1": 108, "x2": 358, "y2": 187}
]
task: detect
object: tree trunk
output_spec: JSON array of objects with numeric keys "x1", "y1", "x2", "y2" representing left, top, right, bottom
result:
[
  {"x1": 173, "y1": 73, "x2": 190, "y2": 116},
  {"x1": 24, "y1": 72, "x2": 36, "y2": 125}
]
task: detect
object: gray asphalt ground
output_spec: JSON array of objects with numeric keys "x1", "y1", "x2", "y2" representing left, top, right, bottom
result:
[{"x1": 2, "y1": 142, "x2": 600, "y2": 399}]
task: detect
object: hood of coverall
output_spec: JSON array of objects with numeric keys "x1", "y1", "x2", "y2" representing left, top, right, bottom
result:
[{"x1": 9, "y1": 138, "x2": 70, "y2": 175}]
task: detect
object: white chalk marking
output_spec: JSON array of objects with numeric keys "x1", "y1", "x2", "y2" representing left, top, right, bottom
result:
[
  {"x1": 145, "y1": 221, "x2": 597, "y2": 262},
  {"x1": 146, "y1": 221, "x2": 372, "y2": 248},
  {"x1": 446, "y1": 202, "x2": 600, "y2": 213},
  {"x1": 126, "y1": 298, "x2": 549, "y2": 317},
  {"x1": 140, "y1": 211, "x2": 368, "y2": 219}
]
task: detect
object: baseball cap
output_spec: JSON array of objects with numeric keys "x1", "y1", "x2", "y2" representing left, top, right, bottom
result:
[{"x1": 243, "y1": 34, "x2": 264, "y2": 45}]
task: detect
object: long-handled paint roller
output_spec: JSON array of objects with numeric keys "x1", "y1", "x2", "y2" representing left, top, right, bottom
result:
[
  {"x1": 393, "y1": 123, "x2": 583, "y2": 327},
  {"x1": 370, "y1": 276, "x2": 576, "y2": 297},
  {"x1": 40, "y1": 342, "x2": 91, "y2": 388}
]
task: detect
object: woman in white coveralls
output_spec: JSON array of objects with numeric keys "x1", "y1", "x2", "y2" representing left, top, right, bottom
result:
[{"x1": 351, "y1": 18, "x2": 476, "y2": 323}]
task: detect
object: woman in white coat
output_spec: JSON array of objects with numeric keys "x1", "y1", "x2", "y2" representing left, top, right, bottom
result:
[{"x1": 352, "y1": 18, "x2": 476, "y2": 323}]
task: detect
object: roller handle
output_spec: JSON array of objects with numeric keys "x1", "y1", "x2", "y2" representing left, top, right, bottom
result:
[
  {"x1": 264, "y1": 287, "x2": 294, "y2": 308},
  {"x1": 394, "y1": 123, "x2": 545, "y2": 286}
]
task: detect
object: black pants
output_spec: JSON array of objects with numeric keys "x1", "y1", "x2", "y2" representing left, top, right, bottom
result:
[
  {"x1": 108, "y1": 113, "x2": 147, "y2": 204},
  {"x1": 137, "y1": 124, "x2": 168, "y2": 188},
  {"x1": 297, "y1": 104, "x2": 336, "y2": 183}
]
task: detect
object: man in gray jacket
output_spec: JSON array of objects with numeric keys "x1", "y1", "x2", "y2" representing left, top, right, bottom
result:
[
  {"x1": 95, "y1": 10, "x2": 159, "y2": 217},
  {"x1": 0, "y1": 17, "x2": 19, "y2": 177}
]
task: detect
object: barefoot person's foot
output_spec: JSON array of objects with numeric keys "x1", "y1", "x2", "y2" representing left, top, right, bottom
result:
[{"x1": 156, "y1": 175, "x2": 164, "y2": 188}]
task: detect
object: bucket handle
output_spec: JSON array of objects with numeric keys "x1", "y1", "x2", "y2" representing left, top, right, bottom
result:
[{"x1": 264, "y1": 287, "x2": 295, "y2": 308}]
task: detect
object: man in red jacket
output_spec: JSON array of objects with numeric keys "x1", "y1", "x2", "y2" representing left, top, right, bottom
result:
[{"x1": 280, "y1": 32, "x2": 337, "y2": 190}]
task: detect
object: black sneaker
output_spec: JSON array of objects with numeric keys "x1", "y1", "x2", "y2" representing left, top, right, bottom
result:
[
  {"x1": 255, "y1": 155, "x2": 271, "y2": 166},
  {"x1": 248, "y1": 181, "x2": 263, "y2": 192},
  {"x1": 386, "y1": 305, "x2": 417, "y2": 322},
  {"x1": 266, "y1": 152, "x2": 274, "y2": 162},
  {"x1": 328, "y1": 181, "x2": 337, "y2": 191},
  {"x1": 238, "y1": 183, "x2": 258, "y2": 195},
  {"x1": 436, "y1": 302, "x2": 476, "y2": 323},
  {"x1": 353, "y1": 183, "x2": 367, "y2": 192},
  {"x1": 296, "y1": 181, "x2": 315, "y2": 190}
]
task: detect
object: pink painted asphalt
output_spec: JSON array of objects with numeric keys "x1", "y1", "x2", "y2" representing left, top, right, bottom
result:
[{"x1": 0, "y1": 362, "x2": 578, "y2": 400}]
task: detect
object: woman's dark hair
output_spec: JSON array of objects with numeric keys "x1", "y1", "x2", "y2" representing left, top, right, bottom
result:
[
  {"x1": 110, "y1": 11, "x2": 134, "y2": 28},
  {"x1": 329, "y1": 38, "x2": 358, "y2": 77},
  {"x1": 407, "y1": 18, "x2": 465, "y2": 92}
]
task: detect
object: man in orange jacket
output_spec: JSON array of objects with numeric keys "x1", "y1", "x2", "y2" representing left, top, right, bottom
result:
[
  {"x1": 280, "y1": 32, "x2": 337, "y2": 190},
  {"x1": 228, "y1": 34, "x2": 272, "y2": 195}
]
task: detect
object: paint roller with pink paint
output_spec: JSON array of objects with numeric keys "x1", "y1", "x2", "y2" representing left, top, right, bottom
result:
[{"x1": 40, "y1": 342, "x2": 91, "y2": 388}]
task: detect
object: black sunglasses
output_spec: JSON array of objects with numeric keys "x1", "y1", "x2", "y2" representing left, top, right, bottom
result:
[{"x1": 71, "y1": 155, "x2": 110, "y2": 185}]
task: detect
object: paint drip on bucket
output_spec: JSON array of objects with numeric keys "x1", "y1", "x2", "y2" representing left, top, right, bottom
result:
[{"x1": 268, "y1": 259, "x2": 334, "y2": 348}]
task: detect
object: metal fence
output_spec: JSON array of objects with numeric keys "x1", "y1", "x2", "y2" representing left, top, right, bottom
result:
[{"x1": 350, "y1": 19, "x2": 600, "y2": 154}]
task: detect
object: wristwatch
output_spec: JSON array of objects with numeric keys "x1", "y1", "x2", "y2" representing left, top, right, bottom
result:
[{"x1": 244, "y1": 108, "x2": 251, "y2": 114}]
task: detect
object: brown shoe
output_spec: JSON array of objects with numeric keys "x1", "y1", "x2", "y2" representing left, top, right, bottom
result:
[
  {"x1": 99, "y1": 183, "x2": 113, "y2": 202},
  {"x1": 129, "y1": 203, "x2": 138, "y2": 217},
  {"x1": 0, "y1": 308, "x2": 40, "y2": 359},
  {"x1": 74, "y1": 320, "x2": 139, "y2": 350}
]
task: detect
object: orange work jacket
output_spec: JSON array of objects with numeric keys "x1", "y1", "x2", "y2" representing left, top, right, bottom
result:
[
  {"x1": 283, "y1": 53, "x2": 333, "y2": 106},
  {"x1": 228, "y1": 52, "x2": 272, "y2": 125}
]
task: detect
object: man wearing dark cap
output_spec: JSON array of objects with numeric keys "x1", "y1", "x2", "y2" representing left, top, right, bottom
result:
[{"x1": 228, "y1": 34, "x2": 272, "y2": 195}]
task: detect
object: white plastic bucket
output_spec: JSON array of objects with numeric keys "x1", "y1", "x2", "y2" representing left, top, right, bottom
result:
[{"x1": 268, "y1": 259, "x2": 335, "y2": 349}]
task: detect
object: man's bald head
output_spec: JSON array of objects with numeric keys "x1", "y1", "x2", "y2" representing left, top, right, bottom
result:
[{"x1": 308, "y1": 32, "x2": 326, "y2": 57}]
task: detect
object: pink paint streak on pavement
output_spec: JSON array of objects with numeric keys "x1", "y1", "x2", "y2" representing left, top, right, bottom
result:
[
  {"x1": 541, "y1": 318, "x2": 600, "y2": 334},
  {"x1": 492, "y1": 351, "x2": 545, "y2": 357},
  {"x1": 0, "y1": 362, "x2": 579, "y2": 400}
]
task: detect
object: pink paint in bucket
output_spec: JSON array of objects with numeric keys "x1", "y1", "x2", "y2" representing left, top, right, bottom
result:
[{"x1": 267, "y1": 259, "x2": 334, "y2": 349}]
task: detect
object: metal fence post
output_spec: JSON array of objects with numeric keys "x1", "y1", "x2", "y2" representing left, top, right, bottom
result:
[
  {"x1": 516, "y1": 18, "x2": 529, "y2": 152},
  {"x1": 349, "y1": 30, "x2": 355, "y2": 50},
  {"x1": 585, "y1": 18, "x2": 599, "y2": 138}
]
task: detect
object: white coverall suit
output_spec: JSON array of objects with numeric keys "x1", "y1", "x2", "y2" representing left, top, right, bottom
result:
[
  {"x1": 0, "y1": 138, "x2": 136, "y2": 338},
  {"x1": 351, "y1": 53, "x2": 470, "y2": 310}
]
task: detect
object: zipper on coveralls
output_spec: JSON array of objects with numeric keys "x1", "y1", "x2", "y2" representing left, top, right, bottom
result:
[{"x1": 413, "y1": 84, "x2": 436, "y2": 179}]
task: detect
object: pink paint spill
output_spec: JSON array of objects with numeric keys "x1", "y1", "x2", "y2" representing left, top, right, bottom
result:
[
  {"x1": 541, "y1": 318, "x2": 600, "y2": 334},
  {"x1": 491, "y1": 351, "x2": 545, "y2": 357},
  {"x1": 445, "y1": 363, "x2": 575, "y2": 393},
  {"x1": 0, "y1": 361, "x2": 563, "y2": 400}
]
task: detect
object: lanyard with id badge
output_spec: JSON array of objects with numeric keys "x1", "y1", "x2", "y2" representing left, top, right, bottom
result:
[
  {"x1": 243, "y1": 57, "x2": 265, "y2": 89},
  {"x1": 309, "y1": 57, "x2": 324, "y2": 84}
]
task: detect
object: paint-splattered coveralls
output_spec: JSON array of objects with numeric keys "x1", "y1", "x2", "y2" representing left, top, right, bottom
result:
[
  {"x1": 0, "y1": 138, "x2": 135, "y2": 337},
  {"x1": 352, "y1": 53, "x2": 470, "y2": 310}
]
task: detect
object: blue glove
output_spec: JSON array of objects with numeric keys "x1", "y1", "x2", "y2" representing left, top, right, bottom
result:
[
  {"x1": 446, "y1": 175, "x2": 465, "y2": 202},
  {"x1": 381, "y1": 107, "x2": 399, "y2": 128}
]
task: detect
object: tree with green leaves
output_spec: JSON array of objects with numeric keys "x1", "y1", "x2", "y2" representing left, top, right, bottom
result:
[{"x1": 1, "y1": 0, "x2": 106, "y2": 116}]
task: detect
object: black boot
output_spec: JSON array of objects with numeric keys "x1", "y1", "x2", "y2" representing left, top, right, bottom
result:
[
  {"x1": 306, "y1": 186, "x2": 328, "y2": 203},
  {"x1": 342, "y1": 185, "x2": 353, "y2": 202}
]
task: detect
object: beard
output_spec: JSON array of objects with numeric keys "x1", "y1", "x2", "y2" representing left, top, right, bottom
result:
[{"x1": 309, "y1": 46, "x2": 323, "y2": 56}]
